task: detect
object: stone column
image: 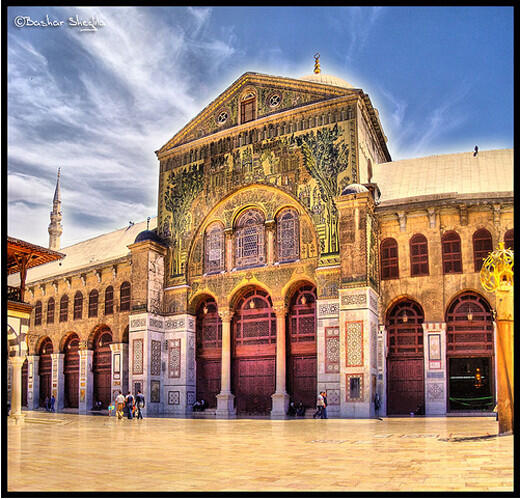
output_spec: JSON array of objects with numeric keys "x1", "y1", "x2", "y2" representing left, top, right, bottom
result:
[
  {"x1": 271, "y1": 305, "x2": 290, "y2": 417},
  {"x1": 224, "y1": 228, "x2": 233, "y2": 272},
  {"x1": 27, "y1": 355, "x2": 40, "y2": 410},
  {"x1": 265, "y1": 220, "x2": 276, "y2": 266},
  {"x1": 78, "y1": 346, "x2": 94, "y2": 414},
  {"x1": 9, "y1": 356, "x2": 26, "y2": 424},
  {"x1": 216, "y1": 309, "x2": 236, "y2": 417},
  {"x1": 51, "y1": 353, "x2": 65, "y2": 411}
]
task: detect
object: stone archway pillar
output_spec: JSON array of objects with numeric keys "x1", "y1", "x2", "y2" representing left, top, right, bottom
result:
[
  {"x1": 51, "y1": 353, "x2": 65, "y2": 411},
  {"x1": 9, "y1": 356, "x2": 26, "y2": 424},
  {"x1": 216, "y1": 309, "x2": 236, "y2": 417},
  {"x1": 27, "y1": 355, "x2": 40, "y2": 410},
  {"x1": 78, "y1": 344, "x2": 94, "y2": 414},
  {"x1": 271, "y1": 305, "x2": 290, "y2": 418}
]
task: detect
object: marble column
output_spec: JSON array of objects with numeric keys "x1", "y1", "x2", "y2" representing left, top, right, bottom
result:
[
  {"x1": 216, "y1": 309, "x2": 236, "y2": 417},
  {"x1": 26, "y1": 355, "x2": 40, "y2": 410},
  {"x1": 224, "y1": 228, "x2": 233, "y2": 272},
  {"x1": 78, "y1": 348, "x2": 94, "y2": 414},
  {"x1": 271, "y1": 305, "x2": 290, "y2": 417},
  {"x1": 9, "y1": 356, "x2": 26, "y2": 424},
  {"x1": 265, "y1": 220, "x2": 276, "y2": 266},
  {"x1": 51, "y1": 353, "x2": 65, "y2": 411}
]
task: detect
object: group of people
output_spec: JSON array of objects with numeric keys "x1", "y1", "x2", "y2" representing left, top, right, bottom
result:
[
  {"x1": 43, "y1": 394, "x2": 56, "y2": 412},
  {"x1": 192, "y1": 399, "x2": 208, "y2": 412},
  {"x1": 287, "y1": 401, "x2": 305, "y2": 417},
  {"x1": 112, "y1": 390, "x2": 145, "y2": 420},
  {"x1": 313, "y1": 391, "x2": 328, "y2": 419}
]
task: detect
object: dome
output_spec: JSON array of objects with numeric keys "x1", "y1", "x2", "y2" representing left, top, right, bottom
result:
[
  {"x1": 300, "y1": 73, "x2": 353, "y2": 89},
  {"x1": 341, "y1": 183, "x2": 369, "y2": 196},
  {"x1": 134, "y1": 230, "x2": 165, "y2": 245}
]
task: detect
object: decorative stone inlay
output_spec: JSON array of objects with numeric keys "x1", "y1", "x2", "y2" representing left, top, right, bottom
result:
[
  {"x1": 187, "y1": 336, "x2": 195, "y2": 383},
  {"x1": 188, "y1": 318, "x2": 195, "y2": 331},
  {"x1": 150, "y1": 340, "x2": 162, "y2": 376},
  {"x1": 327, "y1": 388, "x2": 340, "y2": 406},
  {"x1": 345, "y1": 321, "x2": 363, "y2": 367},
  {"x1": 151, "y1": 380, "x2": 160, "y2": 403},
  {"x1": 150, "y1": 318, "x2": 164, "y2": 329},
  {"x1": 427, "y1": 371, "x2": 444, "y2": 379},
  {"x1": 130, "y1": 318, "x2": 146, "y2": 329},
  {"x1": 427, "y1": 383, "x2": 444, "y2": 401},
  {"x1": 371, "y1": 325, "x2": 377, "y2": 369},
  {"x1": 187, "y1": 391, "x2": 196, "y2": 406},
  {"x1": 341, "y1": 294, "x2": 366, "y2": 307},
  {"x1": 369, "y1": 293, "x2": 378, "y2": 312},
  {"x1": 133, "y1": 339, "x2": 143, "y2": 375},
  {"x1": 168, "y1": 391, "x2": 180, "y2": 405},
  {"x1": 318, "y1": 303, "x2": 339, "y2": 317},
  {"x1": 325, "y1": 326, "x2": 340, "y2": 373},
  {"x1": 346, "y1": 373, "x2": 364, "y2": 401},
  {"x1": 168, "y1": 339, "x2": 181, "y2": 378},
  {"x1": 165, "y1": 318, "x2": 185, "y2": 330}
]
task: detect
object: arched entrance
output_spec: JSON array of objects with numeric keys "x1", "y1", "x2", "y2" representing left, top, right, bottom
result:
[
  {"x1": 195, "y1": 297, "x2": 222, "y2": 408},
  {"x1": 93, "y1": 327, "x2": 113, "y2": 408},
  {"x1": 446, "y1": 292, "x2": 494, "y2": 412},
  {"x1": 386, "y1": 299, "x2": 425, "y2": 415},
  {"x1": 287, "y1": 284, "x2": 317, "y2": 409},
  {"x1": 38, "y1": 338, "x2": 53, "y2": 407},
  {"x1": 63, "y1": 334, "x2": 80, "y2": 408},
  {"x1": 22, "y1": 359, "x2": 28, "y2": 407},
  {"x1": 232, "y1": 288, "x2": 276, "y2": 414}
]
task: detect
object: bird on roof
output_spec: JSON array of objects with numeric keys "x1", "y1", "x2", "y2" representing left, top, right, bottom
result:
[{"x1": 473, "y1": 145, "x2": 479, "y2": 157}]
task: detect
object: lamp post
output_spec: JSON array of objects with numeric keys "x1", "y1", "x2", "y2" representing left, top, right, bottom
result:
[{"x1": 480, "y1": 242, "x2": 514, "y2": 435}]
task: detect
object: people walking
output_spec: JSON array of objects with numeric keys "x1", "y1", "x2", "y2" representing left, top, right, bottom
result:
[
  {"x1": 50, "y1": 393, "x2": 56, "y2": 412},
  {"x1": 115, "y1": 391, "x2": 125, "y2": 419},
  {"x1": 374, "y1": 392, "x2": 382, "y2": 420},
  {"x1": 135, "y1": 390, "x2": 145, "y2": 420},
  {"x1": 321, "y1": 391, "x2": 328, "y2": 419},
  {"x1": 125, "y1": 391, "x2": 135, "y2": 420},
  {"x1": 313, "y1": 391, "x2": 325, "y2": 419}
]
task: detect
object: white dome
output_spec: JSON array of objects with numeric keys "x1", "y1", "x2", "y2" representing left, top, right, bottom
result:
[
  {"x1": 300, "y1": 73, "x2": 353, "y2": 88},
  {"x1": 341, "y1": 183, "x2": 369, "y2": 196}
]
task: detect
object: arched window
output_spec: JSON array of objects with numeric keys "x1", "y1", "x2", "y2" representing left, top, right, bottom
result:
[
  {"x1": 105, "y1": 286, "x2": 114, "y2": 315},
  {"x1": 89, "y1": 290, "x2": 99, "y2": 318},
  {"x1": 233, "y1": 289, "x2": 276, "y2": 345},
  {"x1": 204, "y1": 222, "x2": 225, "y2": 274},
  {"x1": 504, "y1": 228, "x2": 514, "y2": 250},
  {"x1": 277, "y1": 209, "x2": 300, "y2": 263},
  {"x1": 386, "y1": 300, "x2": 424, "y2": 356},
  {"x1": 410, "y1": 234, "x2": 429, "y2": 276},
  {"x1": 289, "y1": 285, "x2": 316, "y2": 342},
  {"x1": 34, "y1": 301, "x2": 42, "y2": 326},
  {"x1": 442, "y1": 231, "x2": 462, "y2": 274},
  {"x1": 381, "y1": 238, "x2": 399, "y2": 279},
  {"x1": 240, "y1": 92, "x2": 256, "y2": 124},
  {"x1": 235, "y1": 209, "x2": 265, "y2": 269},
  {"x1": 59, "y1": 295, "x2": 69, "y2": 322},
  {"x1": 46, "y1": 298, "x2": 55, "y2": 324},
  {"x1": 196, "y1": 299, "x2": 222, "y2": 350},
  {"x1": 473, "y1": 228, "x2": 493, "y2": 272},
  {"x1": 73, "y1": 292, "x2": 83, "y2": 320},
  {"x1": 120, "y1": 282, "x2": 131, "y2": 311}
]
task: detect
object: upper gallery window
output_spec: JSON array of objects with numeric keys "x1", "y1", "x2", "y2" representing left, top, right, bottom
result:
[
  {"x1": 381, "y1": 238, "x2": 399, "y2": 280},
  {"x1": 504, "y1": 228, "x2": 514, "y2": 250},
  {"x1": 47, "y1": 298, "x2": 55, "y2": 324},
  {"x1": 235, "y1": 209, "x2": 265, "y2": 269},
  {"x1": 74, "y1": 292, "x2": 83, "y2": 320},
  {"x1": 34, "y1": 300, "x2": 42, "y2": 326},
  {"x1": 59, "y1": 295, "x2": 69, "y2": 322},
  {"x1": 276, "y1": 209, "x2": 300, "y2": 263},
  {"x1": 442, "y1": 231, "x2": 463, "y2": 274},
  {"x1": 204, "y1": 222, "x2": 225, "y2": 274},
  {"x1": 217, "y1": 111, "x2": 228, "y2": 125},
  {"x1": 89, "y1": 289, "x2": 99, "y2": 318},
  {"x1": 472, "y1": 228, "x2": 493, "y2": 272},
  {"x1": 120, "y1": 282, "x2": 131, "y2": 311},
  {"x1": 240, "y1": 92, "x2": 256, "y2": 124},
  {"x1": 105, "y1": 286, "x2": 114, "y2": 315},
  {"x1": 409, "y1": 234, "x2": 429, "y2": 276},
  {"x1": 268, "y1": 94, "x2": 281, "y2": 108}
]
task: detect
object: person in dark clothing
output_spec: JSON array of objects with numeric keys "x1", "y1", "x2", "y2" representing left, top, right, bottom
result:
[
  {"x1": 321, "y1": 391, "x2": 328, "y2": 419},
  {"x1": 296, "y1": 401, "x2": 305, "y2": 417},
  {"x1": 135, "y1": 390, "x2": 145, "y2": 420},
  {"x1": 50, "y1": 394, "x2": 56, "y2": 412},
  {"x1": 374, "y1": 392, "x2": 382, "y2": 420},
  {"x1": 287, "y1": 401, "x2": 297, "y2": 416},
  {"x1": 125, "y1": 392, "x2": 134, "y2": 420}
]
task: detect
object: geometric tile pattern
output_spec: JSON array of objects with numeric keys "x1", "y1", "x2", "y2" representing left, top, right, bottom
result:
[
  {"x1": 325, "y1": 326, "x2": 340, "y2": 373},
  {"x1": 346, "y1": 373, "x2": 364, "y2": 401},
  {"x1": 327, "y1": 388, "x2": 340, "y2": 405},
  {"x1": 132, "y1": 339, "x2": 143, "y2": 375},
  {"x1": 150, "y1": 380, "x2": 160, "y2": 403},
  {"x1": 427, "y1": 383, "x2": 444, "y2": 401},
  {"x1": 371, "y1": 324, "x2": 377, "y2": 369},
  {"x1": 150, "y1": 340, "x2": 162, "y2": 376},
  {"x1": 168, "y1": 391, "x2": 180, "y2": 405},
  {"x1": 168, "y1": 339, "x2": 181, "y2": 378},
  {"x1": 346, "y1": 321, "x2": 363, "y2": 367}
]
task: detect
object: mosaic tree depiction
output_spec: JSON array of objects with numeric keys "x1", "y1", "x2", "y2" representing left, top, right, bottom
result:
[
  {"x1": 294, "y1": 124, "x2": 349, "y2": 255},
  {"x1": 164, "y1": 164, "x2": 204, "y2": 276}
]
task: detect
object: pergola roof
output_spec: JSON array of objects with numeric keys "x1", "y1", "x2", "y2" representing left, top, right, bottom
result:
[{"x1": 7, "y1": 236, "x2": 64, "y2": 275}]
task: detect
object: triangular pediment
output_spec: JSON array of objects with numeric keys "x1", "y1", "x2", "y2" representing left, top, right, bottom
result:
[{"x1": 157, "y1": 72, "x2": 358, "y2": 156}]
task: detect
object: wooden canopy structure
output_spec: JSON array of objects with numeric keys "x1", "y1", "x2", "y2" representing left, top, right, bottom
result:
[{"x1": 7, "y1": 236, "x2": 64, "y2": 302}]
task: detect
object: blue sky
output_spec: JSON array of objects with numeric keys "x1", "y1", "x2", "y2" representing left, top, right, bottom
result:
[{"x1": 7, "y1": 6, "x2": 513, "y2": 247}]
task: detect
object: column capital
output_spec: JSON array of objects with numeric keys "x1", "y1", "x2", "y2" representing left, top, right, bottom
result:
[
  {"x1": 218, "y1": 309, "x2": 233, "y2": 322},
  {"x1": 224, "y1": 227, "x2": 233, "y2": 237},
  {"x1": 264, "y1": 220, "x2": 276, "y2": 231},
  {"x1": 9, "y1": 356, "x2": 26, "y2": 367},
  {"x1": 78, "y1": 340, "x2": 89, "y2": 351},
  {"x1": 272, "y1": 304, "x2": 287, "y2": 318}
]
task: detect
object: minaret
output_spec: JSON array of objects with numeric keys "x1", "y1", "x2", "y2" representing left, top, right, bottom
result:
[{"x1": 48, "y1": 168, "x2": 63, "y2": 251}]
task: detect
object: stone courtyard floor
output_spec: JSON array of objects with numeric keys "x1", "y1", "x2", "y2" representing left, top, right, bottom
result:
[{"x1": 6, "y1": 412, "x2": 514, "y2": 493}]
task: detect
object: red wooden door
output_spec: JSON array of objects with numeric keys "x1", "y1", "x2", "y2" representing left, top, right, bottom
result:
[
  {"x1": 288, "y1": 355, "x2": 316, "y2": 408},
  {"x1": 196, "y1": 358, "x2": 221, "y2": 408},
  {"x1": 21, "y1": 359, "x2": 28, "y2": 407},
  {"x1": 93, "y1": 332, "x2": 112, "y2": 408},
  {"x1": 39, "y1": 353, "x2": 52, "y2": 407},
  {"x1": 232, "y1": 289, "x2": 276, "y2": 415},
  {"x1": 387, "y1": 357, "x2": 424, "y2": 415},
  {"x1": 64, "y1": 337, "x2": 80, "y2": 408}
]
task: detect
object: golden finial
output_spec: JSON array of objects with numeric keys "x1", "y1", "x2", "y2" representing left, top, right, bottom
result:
[
  {"x1": 480, "y1": 242, "x2": 514, "y2": 292},
  {"x1": 313, "y1": 53, "x2": 321, "y2": 74}
]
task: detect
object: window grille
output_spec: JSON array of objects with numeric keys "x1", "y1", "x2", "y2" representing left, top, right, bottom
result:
[
  {"x1": 235, "y1": 210, "x2": 265, "y2": 269},
  {"x1": 196, "y1": 299, "x2": 222, "y2": 350},
  {"x1": 89, "y1": 290, "x2": 98, "y2": 318},
  {"x1": 410, "y1": 234, "x2": 429, "y2": 276},
  {"x1": 233, "y1": 289, "x2": 275, "y2": 346},
  {"x1": 59, "y1": 295, "x2": 69, "y2": 322},
  {"x1": 386, "y1": 300, "x2": 424, "y2": 356},
  {"x1": 34, "y1": 301, "x2": 42, "y2": 326},
  {"x1": 47, "y1": 298, "x2": 55, "y2": 324},
  {"x1": 277, "y1": 209, "x2": 300, "y2": 262},
  {"x1": 289, "y1": 285, "x2": 316, "y2": 343},
  {"x1": 120, "y1": 282, "x2": 131, "y2": 311},
  {"x1": 204, "y1": 223, "x2": 225, "y2": 273},
  {"x1": 105, "y1": 286, "x2": 114, "y2": 315},
  {"x1": 381, "y1": 238, "x2": 399, "y2": 279},
  {"x1": 240, "y1": 97, "x2": 256, "y2": 123},
  {"x1": 473, "y1": 228, "x2": 493, "y2": 272},
  {"x1": 442, "y1": 231, "x2": 462, "y2": 274},
  {"x1": 73, "y1": 292, "x2": 83, "y2": 320}
]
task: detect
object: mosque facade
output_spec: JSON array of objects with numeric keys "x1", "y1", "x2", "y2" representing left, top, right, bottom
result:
[{"x1": 10, "y1": 59, "x2": 514, "y2": 418}]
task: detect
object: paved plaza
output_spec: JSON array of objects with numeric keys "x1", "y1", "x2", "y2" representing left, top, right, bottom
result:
[{"x1": 7, "y1": 412, "x2": 514, "y2": 493}]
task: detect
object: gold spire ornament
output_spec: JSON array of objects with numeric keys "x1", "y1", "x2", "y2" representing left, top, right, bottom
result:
[
  {"x1": 480, "y1": 241, "x2": 514, "y2": 435},
  {"x1": 313, "y1": 53, "x2": 321, "y2": 74}
]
